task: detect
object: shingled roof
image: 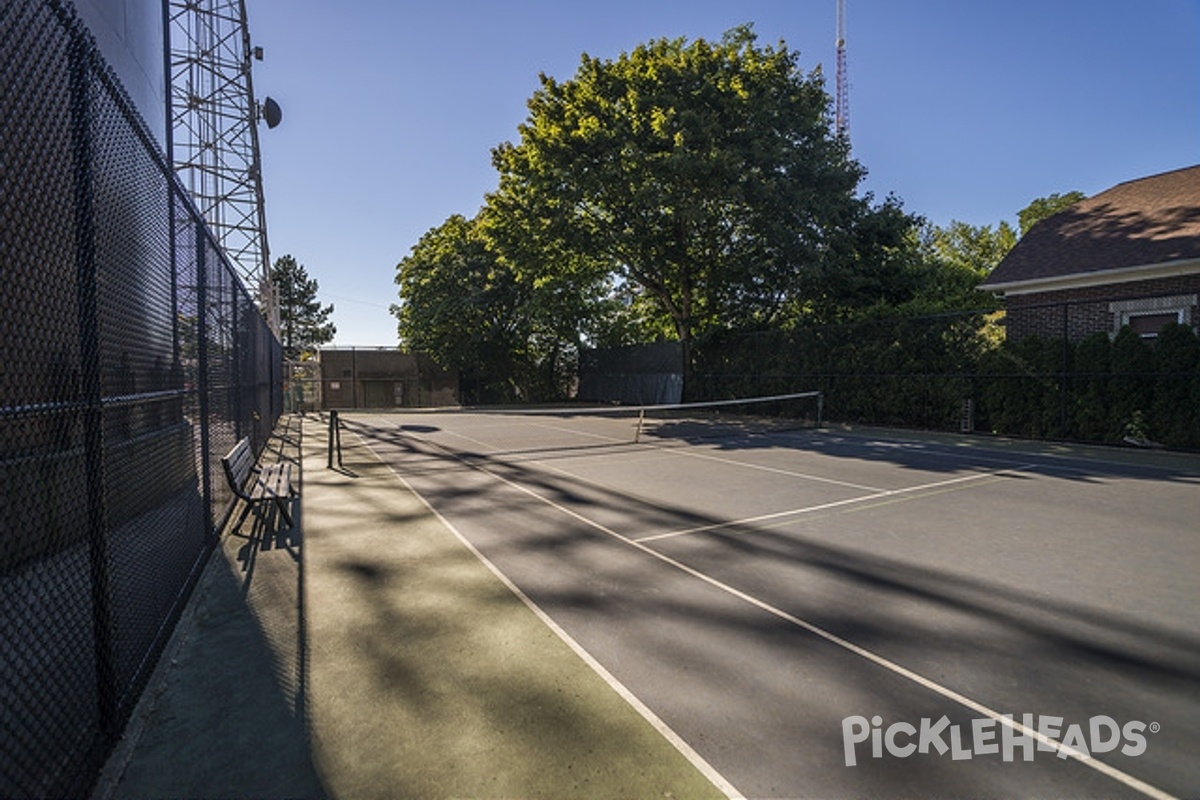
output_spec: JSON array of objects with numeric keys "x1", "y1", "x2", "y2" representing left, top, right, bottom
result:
[{"x1": 980, "y1": 165, "x2": 1200, "y2": 291}]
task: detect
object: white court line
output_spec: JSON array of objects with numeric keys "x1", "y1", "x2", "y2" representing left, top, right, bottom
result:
[
  {"x1": 635, "y1": 467, "x2": 1030, "y2": 543},
  {"x1": 529, "y1": 419, "x2": 641, "y2": 443},
  {"x1": 352, "y1": 428, "x2": 746, "y2": 800},
  {"x1": 452, "y1": 411, "x2": 884, "y2": 491},
  {"x1": 397, "y1": 429, "x2": 1178, "y2": 800},
  {"x1": 447, "y1": 425, "x2": 890, "y2": 539},
  {"x1": 646, "y1": 443, "x2": 886, "y2": 491},
  {"x1": 450, "y1": 420, "x2": 1027, "y2": 544},
  {"x1": 526, "y1": 418, "x2": 885, "y2": 492}
]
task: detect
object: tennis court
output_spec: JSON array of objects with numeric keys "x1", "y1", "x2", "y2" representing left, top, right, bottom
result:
[{"x1": 337, "y1": 399, "x2": 1200, "y2": 799}]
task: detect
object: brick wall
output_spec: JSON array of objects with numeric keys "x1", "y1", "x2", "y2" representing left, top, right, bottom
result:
[{"x1": 1004, "y1": 274, "x2": 1200, "y2": 341}]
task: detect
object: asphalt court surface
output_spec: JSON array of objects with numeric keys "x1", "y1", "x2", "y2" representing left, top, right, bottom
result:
[{"x1": 341, "y1": 410, "x2": 1200, "y2": 799}]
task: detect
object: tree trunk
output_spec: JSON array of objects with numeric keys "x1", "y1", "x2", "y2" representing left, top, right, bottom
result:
[{"x1": 677, "y1": 265, "x2": 696, "y2": 401}]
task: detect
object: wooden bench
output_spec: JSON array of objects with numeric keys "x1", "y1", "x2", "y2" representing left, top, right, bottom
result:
[{"x1": 221, "y1": 437, "x2": 295, "y2": 530}]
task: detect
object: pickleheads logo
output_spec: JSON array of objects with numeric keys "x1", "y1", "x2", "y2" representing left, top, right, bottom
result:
[{"x1": 841, "y1": 714, "x2": 1157, "y2": 767}]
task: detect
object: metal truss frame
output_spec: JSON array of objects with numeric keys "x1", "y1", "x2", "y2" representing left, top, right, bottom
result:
[{"x1": 167, "y1": 0, "x2": 279, "y2": 334}]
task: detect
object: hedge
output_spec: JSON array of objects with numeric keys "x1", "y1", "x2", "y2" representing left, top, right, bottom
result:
[{"x1": 693, "y1": 318, "x2": 1200, "y2": 450}]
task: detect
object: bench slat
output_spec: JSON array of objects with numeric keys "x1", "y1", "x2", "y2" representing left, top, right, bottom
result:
[
  {"x1": 221, "y1": 437, "x2": 294, "y2": 528},
  {"x1": 252, "y1": 463, "x2": 293, "y2": 500},
  {"x1": 224, "y1": 440, "x2": 255, "y2": 486}
]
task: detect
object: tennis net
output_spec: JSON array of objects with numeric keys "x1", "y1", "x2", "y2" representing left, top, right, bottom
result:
[{"x1": 460, "y1": 391, "x2": 824, "y2": 445}]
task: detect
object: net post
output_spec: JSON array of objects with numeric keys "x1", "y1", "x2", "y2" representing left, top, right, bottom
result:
[
  {"x1": 634, "y1": 408, "x2": 646, "y2": 443},
  {"x1": 817, "y1": 392, "x2": 824, "y2": 428},
  {"x1": 327, "y1": 409, "x2": 342, "y2": 468}
]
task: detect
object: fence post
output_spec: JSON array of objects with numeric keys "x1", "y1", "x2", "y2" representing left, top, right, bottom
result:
[
  {"x1": 232, "y1": 273, "x2": 241, "y2": 442},
  {"x1": 71, "y1": 35, "x2": 119, "y2": 741},
  {"x1": 196, "y1": 227, "x2": 214, "y2": 540}
]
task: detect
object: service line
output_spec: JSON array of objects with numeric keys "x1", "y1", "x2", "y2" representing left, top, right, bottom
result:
[{"x1": 635, "y1": 466, "x2": 1031, "y2": 543}]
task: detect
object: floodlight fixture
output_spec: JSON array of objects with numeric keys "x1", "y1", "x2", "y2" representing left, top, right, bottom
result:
[{"x1": 262, "y1": 96, "x2": 283, "y2": 129}]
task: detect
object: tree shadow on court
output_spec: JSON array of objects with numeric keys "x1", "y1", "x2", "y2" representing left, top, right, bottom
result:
[
  {"x1": 337, "y1": 413, "x2": 1200, "y2": 797},
  {"x1": 647, "y1": 420, "x2": 1200, "y2": 485},
  {"x1": 351, "y1": 415, "x2": 1200, "y2": 676},
  {"x1": 307, "y1": 417, "x2": 729, "y2": 799},
  {"x1": 349, "y1": 412, "x2": 1200, "y2": 485}
]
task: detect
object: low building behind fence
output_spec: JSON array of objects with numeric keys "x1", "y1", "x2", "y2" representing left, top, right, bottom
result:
[{"x1": 314, "y1": 348, "x2": 459, "y2": 410}]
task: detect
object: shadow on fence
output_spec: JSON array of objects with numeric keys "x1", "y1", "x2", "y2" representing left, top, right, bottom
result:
[{"x1": 1, "y1": 2, "x2": 281, "y2": 795}]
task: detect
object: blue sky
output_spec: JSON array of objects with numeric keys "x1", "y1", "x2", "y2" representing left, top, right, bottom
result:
[{"x1": 250, "y1": 0, "x2": 1199, "y2": 347}]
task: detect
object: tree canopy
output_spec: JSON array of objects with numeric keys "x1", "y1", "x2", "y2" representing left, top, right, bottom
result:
[
  {"x1": 392, "y1": 25, "x2": 1086, "y2": 402},
  {"x1": 393, "y1": 215, "x2": 531, "y2": 401},
  {"x1": 1017, "y1": 191, "x2": 1085, "y2": 236},
  {"x1": 486, "y1": 26, "x2": 921, "y2": 390},
  {"x1": 393, "y1": 213, "x2": 603, "y2": 401},
  {"x1": 273, "y1": 255, "x2": 335, "y2": 361},
  {"x1": 907, "y1": 192, "x2": 1084, "y2": 314}
]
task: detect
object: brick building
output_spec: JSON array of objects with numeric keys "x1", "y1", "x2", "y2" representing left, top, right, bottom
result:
[
  {"x1": 317, "y1": 348, "x2": 458, "y2": 409},
  {"x1": 980, "y1": 165, "x2": 1200, "y2": 341}
]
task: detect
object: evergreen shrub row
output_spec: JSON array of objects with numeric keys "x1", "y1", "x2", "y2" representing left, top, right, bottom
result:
[{"x1": 693, "y1": 318, "x2": 1200, "y2": 450}]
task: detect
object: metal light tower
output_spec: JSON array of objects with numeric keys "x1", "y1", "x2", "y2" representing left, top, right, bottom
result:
[
  {"x1": 168, "y1": 0, "x2": 281, "y2": 335},
  {"x1": 835, "y1": 0, "x2": 849, "y2": 138}
]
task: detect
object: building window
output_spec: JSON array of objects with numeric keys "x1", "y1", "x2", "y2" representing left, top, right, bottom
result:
[
  {"x1": 1126, "y1": 311, "x2": 1183, "y2": 338},
  {"x1": 1110, "y1": 295, "x2": 1196, "y2": 339}
]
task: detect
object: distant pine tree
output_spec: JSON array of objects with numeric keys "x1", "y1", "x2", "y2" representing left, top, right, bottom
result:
[{"x1": 272, "y1": 254, "x2": 335, "y2": 360}]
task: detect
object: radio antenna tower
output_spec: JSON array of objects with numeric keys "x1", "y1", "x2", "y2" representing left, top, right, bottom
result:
[
  {"x1": 835, "y1": 0, "x2": 850, "y2": 138},
  {"x1": 168, "y1": 0, "x2": 281, "y2": 335}
]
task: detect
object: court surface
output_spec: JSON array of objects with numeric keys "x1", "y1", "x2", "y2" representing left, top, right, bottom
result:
[{"x1": 340, "y1": 409, "x2": 1200, "y2": 799}]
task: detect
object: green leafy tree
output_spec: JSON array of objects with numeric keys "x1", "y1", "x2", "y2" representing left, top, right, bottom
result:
[
  {"x1": 1017, "y1": 191, "x2": 1085, "y2": 236},
  {"x1": 929, "y1": 220, "x2": 1018, "y2": 276},
  {"x1": 810, "y1": 197, "x2": 928, "y2": 320},
  {"x1": 488, "y1": 25, "x2": 915, "y2": 394},
  {"x1": 581, "y1": 278, "x2": 678, "y2": 348},
  {"x1": 272, "y1": 254, "x2": 335, "y2": 361},
  {"x1": 394, "y1": 213, "x2": 598, "y2": 402},
  {"x1": 904, "y1": 220, "x2": 1017, "y2": 312},
  {"x1": 394, "y1": 215, "x2": 518, "y2": 398},
  {"x1": 908, "y1": 192, "x2": 1082, "y2": 313}
]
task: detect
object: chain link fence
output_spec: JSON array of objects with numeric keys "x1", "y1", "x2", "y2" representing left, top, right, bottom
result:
[
  {"x1": 1, "y1": 1, "x2": 282, "y2": 795},
  {"x1": 284, "y1": 360, "x2": 322, "y2": 413}
]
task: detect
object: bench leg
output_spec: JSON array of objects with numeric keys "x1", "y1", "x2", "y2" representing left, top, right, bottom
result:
[
  {"x1": 233, "y1": 498, "x2": 253, "y2": 533},
  {"x1": 275, "y1": 496, "x2": 293, "y2": 529}
]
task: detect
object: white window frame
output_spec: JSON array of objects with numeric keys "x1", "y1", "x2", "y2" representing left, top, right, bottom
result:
[{"x1": 1109, "y1": 294, "x2": 1196, "y2": 339}]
